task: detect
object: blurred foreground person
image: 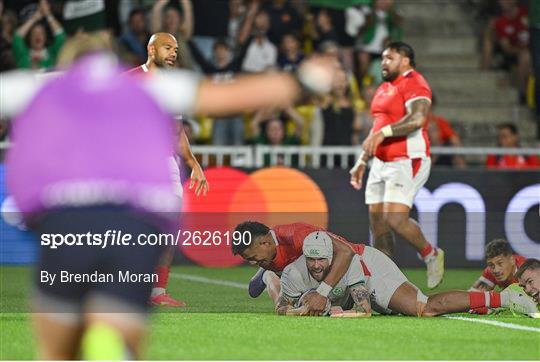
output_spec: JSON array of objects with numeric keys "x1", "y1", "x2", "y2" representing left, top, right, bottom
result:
[{"x1": 0, "y1": 32, "x2": 337, "y2": 359}]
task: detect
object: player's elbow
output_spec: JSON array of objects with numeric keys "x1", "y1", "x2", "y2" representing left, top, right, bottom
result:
[
  {"x1": 337, "y1": 244, "x2": 355, "y2": 261},
  {"x1": 413, "y1": 115, "x2": 427, "y2": 130}
]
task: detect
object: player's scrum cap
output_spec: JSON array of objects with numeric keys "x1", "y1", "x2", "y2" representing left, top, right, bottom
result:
[{"x1": 303, "y1": 231, "x2": 333, "y2": 263}]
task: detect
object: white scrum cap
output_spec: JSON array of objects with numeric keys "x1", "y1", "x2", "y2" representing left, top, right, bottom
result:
[{"x1": 302, "y1": 231, "x2": 333, "y2": 263}]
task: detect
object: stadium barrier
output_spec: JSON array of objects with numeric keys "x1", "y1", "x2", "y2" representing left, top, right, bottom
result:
[
  {"x1": 1, "y1": 142, "x2": 539, "y2": 168},
  {"x1": 192, "y1": 145, "x2": 540, "y2": 168}
]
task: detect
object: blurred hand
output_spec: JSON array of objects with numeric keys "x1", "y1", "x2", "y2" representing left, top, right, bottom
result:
[
  {"x1": 39, "y1": 0, "x2": 51, "y2": 16},
  {"x1": 303, "y1": 292, "x2": 328, "y2": 316},
  {"x1": 298, "y1": 56, "x2": 340, "y2": 94},
  {"x1": 31, "y1": 8, "x2": 44, "y2": 21},
  {"x1": 349, "y1": 163, "x2": 366, "y2": 190},
  {"x1": 189, "y1": 162, "x2": 209, "y2": 197},
  {"x1": 249, "y1": 0, "x2": 261, "y2": 9},
  {"x1": 362, "y1": 130, "x2": 385, "y2": 156}
]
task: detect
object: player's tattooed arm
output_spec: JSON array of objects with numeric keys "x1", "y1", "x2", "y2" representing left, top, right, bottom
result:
[
  {"x1": 470, "y1": 279, "x2": 493, "y2": 292},
  {"x1": 362, "y1": 98, "x2": 430, "y2": 156},
  {"x1": 388, "y1": 98, "x2": 431, "y2": 137},
  {"x1": 275, "y1": 294, "x2": 300, "y2": 315},
  {"x1": 349, "y1": 283, "x2": 372, "y2": 314}
]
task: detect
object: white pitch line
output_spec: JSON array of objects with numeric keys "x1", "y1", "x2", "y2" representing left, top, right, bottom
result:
[
  {"x1": 445, "y1": 316, "x2": 540, "y2": 333},
  {"x1": 171, "y1": 272, "x2": 540, "y2": 333},
  {"x1": 170, "y1": 272, "x2": 248, "y2": 290}
]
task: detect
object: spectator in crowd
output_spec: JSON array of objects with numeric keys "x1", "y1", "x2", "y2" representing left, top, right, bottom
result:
[
  {"x1": 251, "y1": 107, "x2": 305, "y2": 142},
  {"x1": 118, "y1": 8, "x2": 149, "y2": 66},
  {"x1": 427, "y1": 95, "x2": 466, "y2": 168},
  {"x1": 482, "y1": 0, "x2": 530, "y2": 103},
  {"x1": 277, "y1": 32, "x2": 304, "y2": 72},
  {"x1": 1, "y1": 7, "x2": 17, "y2": 47},
  {"x1": 12, "y1": 0, "x2": 65, "y2": 70},
  {"x1": 188, "y1": 37, "x2": 249, "y2": 145},
  {"x1": 251, "y1": 115, "x2": 300, "y2": 166},
  {"x1": 311, "y1": 67, "x2": 362, "y2": 146},
  {"x1": 188, "y1": 37, "x2": 248, "y2": 82},
  {"x1": 227, "y1": 0, "x2": 246, "y2": 51},
  {"x1": 240, "y1": 6, "x2": 277, "y2": 73},
  {"x1": 353, "y1": 0, "x2": 402, "y2": 85},
  {"x1": 251, "y1": 116, "x2": 300, "y2": 146},
  {"x1": 357, "y1": 83, "x2": 377, "y2": 140},
  {"x1": 261, "y1": 0, "x2": 302, "y2": 46},
  {"x1": 318, "y1": 40, "x2": 365, "y2": 114},
  {"x1": 310, "y1": 8, "x2": 339, "y2": 51},
  {"x1": 486, "y1": 123, "x2": 539, "y2": 169},
  {"x1": 318, "y1": 39, "x2": 341, "y2": 63},
  {"x1": 151, "y1": 0, "x2": 193, "y2": 69},
  {"x1": 0, "y1": 2, "x2": 17, "y2": 71}
]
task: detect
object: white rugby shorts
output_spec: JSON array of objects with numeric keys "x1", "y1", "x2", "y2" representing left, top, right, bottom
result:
[
  {"x1": 365, "y1": 157, "x2": 431, "y2": 208},
  {"x1": 363, "y1": 246, "x2": 410, "y2": 313}
]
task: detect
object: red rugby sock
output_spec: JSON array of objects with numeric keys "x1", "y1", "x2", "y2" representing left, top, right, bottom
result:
[
  {"x1": 468, "y1": 291, "x2": 501, "y2": 309},
  {"x1": 419, "y1": 243, "x2": 436, "y2": 261},
  {"x1": 155, "y1": 266, "x2": 170, "y2": 289}
]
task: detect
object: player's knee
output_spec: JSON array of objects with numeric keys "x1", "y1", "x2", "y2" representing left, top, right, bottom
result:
[
  {"x1": 369, "y1": 210, "x2": 386, "y2": 227},
  {"x1": 383, "y1": 212, "x2": 406, "y2": 232},
  {"x1": 265, "y1": 271, "x2": 280, "y2": 290}
]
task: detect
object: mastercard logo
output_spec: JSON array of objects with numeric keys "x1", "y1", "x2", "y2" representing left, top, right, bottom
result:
[{"x1": 181, "y1": 167, "x2": 328, "y2": 267}]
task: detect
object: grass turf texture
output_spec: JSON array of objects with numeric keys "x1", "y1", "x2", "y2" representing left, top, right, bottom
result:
[{"x1": 1, "y1": 266, "x2": 539, "y2": 360}]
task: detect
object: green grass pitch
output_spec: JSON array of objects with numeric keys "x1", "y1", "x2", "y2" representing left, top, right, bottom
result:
[{"x1": 1, "y1": 266, "x2": 539, "y2": 360}]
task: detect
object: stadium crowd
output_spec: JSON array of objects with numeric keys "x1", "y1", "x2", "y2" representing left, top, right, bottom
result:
[{"x1": 0, "y1": 0, "x2": 537, "y2": 168}]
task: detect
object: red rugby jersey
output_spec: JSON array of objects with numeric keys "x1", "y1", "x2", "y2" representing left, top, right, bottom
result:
[
  {"x1": 370, "y1": 70, "x2": 432, "y2": 162},
  {"x1": 266, "y1": 222, "x2": 365, "y2": 272},
  {"x1": 126, "y1": 64, "x2": 150, "y2": 77}
]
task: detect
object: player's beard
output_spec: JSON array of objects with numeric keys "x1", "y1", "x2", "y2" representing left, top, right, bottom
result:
[
  {"x1": 382, "y1": 68, "x2": 399, "y2": 82},
  {"x1": 154, "y1": 57, "x2": 174, "y2": 69},
  {"x1": 309, "y1": 266, "x2": 330, "y2": 282}
]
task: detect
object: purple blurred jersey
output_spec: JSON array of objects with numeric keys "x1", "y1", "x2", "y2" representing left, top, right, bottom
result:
[{"x1": 6, "y1": 54, "x2": 180, "y2": 221}]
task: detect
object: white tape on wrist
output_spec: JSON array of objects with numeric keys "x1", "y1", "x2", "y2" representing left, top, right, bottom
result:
[
  {"x1": 317, "y1": 282, "x2": 333, "y2": 297},
  {"x1": 381, "y1": 125, "x2": 393, "y2": 138},
  {"x1": 350, "y1": 157, "x2": 366, "y2": 174}
]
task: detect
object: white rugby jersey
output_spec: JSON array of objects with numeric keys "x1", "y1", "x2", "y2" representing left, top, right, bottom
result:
[{"x1": 281, "y1": 254, "x2": 366, "y2": 307}]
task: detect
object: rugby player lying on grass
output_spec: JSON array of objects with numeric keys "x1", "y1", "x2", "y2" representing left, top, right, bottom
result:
[
  {"x1": 468, "y1": 238, "x2": 527, "y2": 314},
  {"x1": 516, "y1": 259, "x2": 540, "y2": 308},
  {"x1": 232, "y1": 222, "x2": 538, "y2": 318},
  {"x1": 233, "y1": 222, "x2": 359, "y2": 315},
  {"x1": 470, "y1": 238, "x2": 526, "y2": 292}
]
